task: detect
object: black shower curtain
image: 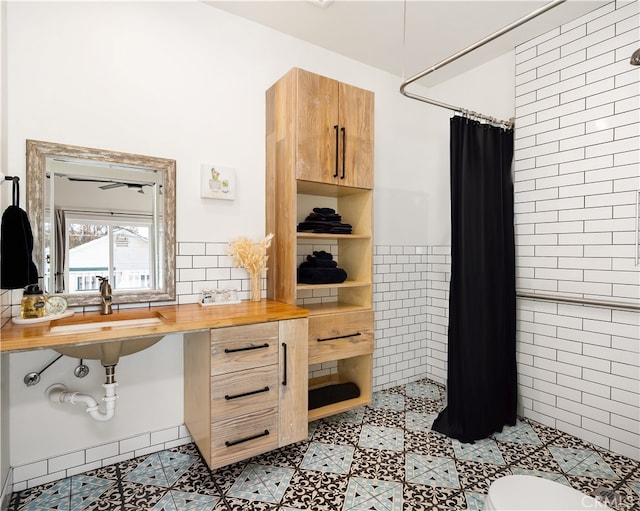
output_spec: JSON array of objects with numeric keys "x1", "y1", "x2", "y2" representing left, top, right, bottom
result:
[{"x1": 432, "y1": 115, "x2": 517, "y2": 443}]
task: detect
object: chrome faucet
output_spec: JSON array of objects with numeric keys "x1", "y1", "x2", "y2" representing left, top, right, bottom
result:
[{"x1": 97, "y1": 276, "x2": 113, "y2": 315}]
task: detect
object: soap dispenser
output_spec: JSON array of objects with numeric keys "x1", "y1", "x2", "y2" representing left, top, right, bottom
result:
[{"x1": 21, "y1": 284, "x2": 46, "y2": 319}]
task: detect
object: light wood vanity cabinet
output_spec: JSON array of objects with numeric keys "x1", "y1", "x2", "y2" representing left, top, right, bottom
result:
[
  {"x1": 266, "y1": 67, "x2": 375, "y2": 422},
  {"x1": 184, "y1": 318, "x2": 308, "y2": 470}
]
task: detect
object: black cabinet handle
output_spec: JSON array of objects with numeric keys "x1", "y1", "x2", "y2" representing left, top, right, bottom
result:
[
  {"x1": 282, "y1": 342, "x2": 287, "y2": 386},
  {"x1": 225, "y1": 430, "x2": 269, "y2": 447},
  {"x1": 333, "y1": 125, "x2": 339, "y2": 178},
  {"x1": 317, "y1": 332, "x2": 362, "y2": 342},
  {"x1": 224, "y1": 343, "x2": 269, "y2": 353},
  {"x1": 224, "y1": 386, "x2": 270, "y2": 400},
  {"x1": 341, "y1": 127, "x2": 346, "y2": 179}
]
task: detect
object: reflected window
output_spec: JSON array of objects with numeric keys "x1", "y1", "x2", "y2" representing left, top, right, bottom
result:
[{"x1": 44, "y1": 213, "x2": 154, "y2": 293}]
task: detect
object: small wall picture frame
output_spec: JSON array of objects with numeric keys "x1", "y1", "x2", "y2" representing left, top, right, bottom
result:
[{"x1": 201, "y1": 164, "x2": 235, "y2": 200}]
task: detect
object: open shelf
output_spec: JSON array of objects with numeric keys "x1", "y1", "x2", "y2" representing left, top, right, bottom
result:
[
  {"x1": 307, "y1": 355, "x2": 372, "y2": 421},
  {"x1": 302, "y1": 302, "x2": 372, "y2": 316},
  {"x1": 297, "y1": 233, "x2": 371, "y2": 240},
  {"x1": 297, "y1": 280, "x2": 370, "y2": 291}
]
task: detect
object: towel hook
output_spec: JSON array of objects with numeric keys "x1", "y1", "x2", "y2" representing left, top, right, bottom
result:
[{"x1": 4, "y1": 176, "x2": 20, "y2": 207}]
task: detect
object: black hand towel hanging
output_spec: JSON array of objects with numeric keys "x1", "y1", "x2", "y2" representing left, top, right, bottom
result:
[{"x1": 1, "y1": 181, "x2": 39, "y2": 289}]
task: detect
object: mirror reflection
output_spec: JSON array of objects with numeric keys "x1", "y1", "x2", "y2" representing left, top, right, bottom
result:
[{"x1": 27, "y1": 140, "x2": 176, "y2": 307}]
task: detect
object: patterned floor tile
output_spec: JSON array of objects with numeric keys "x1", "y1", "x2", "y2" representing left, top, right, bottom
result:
[
  {"x1": 498, "y1": 443, "x2": 562, "y2": 472},
  {"x1": 311, "y1": 420, "x2": 362, "y2": 446},
  {"x1": 492, "y1": 419, "x2": 541, "y2": 445},
  {"x1": 363, "y1": 407, "x2": 406, "y2": 428},
  {"x1": 351, "y1": 448, "x2": 405, "y2": 482},
  {"x1": 280, "y1": 470, "x2": 348, "y2": 510},
  {"x1": 406, "y1": 454, "x2": 460, "y2": 489},
  {"x1": 94, "y1": 479, "x2": 167, "y2": 510},
  {"x1": 250, "y1": 441, "x2": 309, "y2": 469},
  {"x1": 549, "y1": 447, "x2": 618, "y2": 479},
  {"x1": 324, "y1": 407, "x2": 365, "y2": 424},
  {"x1": 510, "y1": 467, "x2": 570, "y2": 486},
  {"x1": 405, "y1": 382, "x2": 442, "y2": 400},
  {"x1": 403, "y1": 483, "x2": 466, "y2": 511},
  {"x1": 454, "y1": 459, "x2": 511, "y2": 493},
  {"x1": 343, "y1": 477, "x2": 403, "y2": 511},
  {"x1": 404, "y1": 397, "x2": 444, "y2": 414},
  {"x1": 125, "y1": 451, "x2": 195, "y2": 488},
  {"x1": 452, "y1": 438, "x2": 506, "y2": 466},
  {"x1": 464, "y1": 491, "x2": 487, "y2": 511},
  {"x1": 370, "y1": 392, "x2": 405, "y2": 411},
  {"x1": 300, "y1": 442, "x2": 354, "y2": 474},
  {"x1": 151, "y1": 490, "x2": 220, "y2": 510},
  {"x1": 10, "y1": 379, "x2": 640, "y2": 511},
  {"x1": 404, "y1": 429, "x2": 454, "y2": 458},
  {"x1": 359, "y1": 425, "x2": 404, "y2": 451},
  {"x1": 226, "y1": 463, "x2": 294, "y2": 504},
  {"x1": 405, "y1": 411, "x2": 437, "y2": 432}
]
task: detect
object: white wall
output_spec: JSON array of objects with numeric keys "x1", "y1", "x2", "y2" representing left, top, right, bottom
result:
[{"x1": 4, "y1": 0, "x2": 515, "y2": 477}]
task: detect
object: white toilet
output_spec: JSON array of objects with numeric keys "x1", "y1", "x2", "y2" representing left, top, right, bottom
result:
[{"x1": 484, "y1": 475, "x2": 612, "y2": 510}]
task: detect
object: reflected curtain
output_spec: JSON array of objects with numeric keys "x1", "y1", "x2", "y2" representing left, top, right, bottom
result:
[
  {"x1": 432, "y1": 115, "x2": 516, "y2": 443},
  {"x1": 54, "y1": 209, "x2": 66, "y2": 293}
]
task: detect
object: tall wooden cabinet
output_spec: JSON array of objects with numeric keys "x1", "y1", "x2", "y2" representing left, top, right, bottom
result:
[{"x1": 266, "y1": 67, "x2": 375, "y2": 421}]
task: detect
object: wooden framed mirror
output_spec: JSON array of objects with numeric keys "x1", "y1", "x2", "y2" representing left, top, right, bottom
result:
[{"x1": 26, "y1": 140, "x2": 176, "y2": 307}]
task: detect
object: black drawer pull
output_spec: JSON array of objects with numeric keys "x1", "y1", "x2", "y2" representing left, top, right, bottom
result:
[
  {"x1": 340, "y1": 126, "x2": 346, "y2": 179},
  {"x1": 225, "y1": 386, "x2": 270, "y2": 400},
  {"x1": 317, "y1": 332, "x2": 362, "y2": 342},
  {"x1": 333, "y1": 125, "x2": 339, "y2": 177},
  {"x1": 282, "y1": 342, "x2": 287, "y2": 386},
  {"x1": 225, "y1": 429, "x2": 269, "y2": 447},
  {"x1": 224, "y1": 343, "x2": 269, "y2": 353}
]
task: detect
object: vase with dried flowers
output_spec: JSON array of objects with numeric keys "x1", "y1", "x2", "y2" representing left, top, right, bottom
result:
[{"x1": 228, "y1": 233, "x2": 274, "y2": 302}]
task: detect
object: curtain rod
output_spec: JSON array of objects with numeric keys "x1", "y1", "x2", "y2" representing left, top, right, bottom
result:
[
  {"x1": 517, "y1": 291, "x2": 640, "y2": 312},
  {"x1": 400, "y1": 0, "x2": 567, "y2": 129}
]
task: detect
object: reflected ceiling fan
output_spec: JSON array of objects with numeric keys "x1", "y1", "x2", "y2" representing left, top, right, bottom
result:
[{"x1": 64, "y1": 176, "x2": 149, "y2": 194}]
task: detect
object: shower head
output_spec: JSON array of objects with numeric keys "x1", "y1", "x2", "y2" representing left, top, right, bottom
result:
[{"x1": 631, "y1": 49, "x2": 640, "y2": 66}]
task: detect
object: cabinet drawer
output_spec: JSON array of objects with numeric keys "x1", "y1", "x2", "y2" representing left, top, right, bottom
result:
[
  {"x1": 308, "y1": 310, "x2": 374, "y2": 364},
  {"x1": 210, "y1": 323, "x2": 279, "y2": 375},
  {"x1": 210, "y1": 408, "x2": 279, "y2": 469},
  {"x1": 210, "y1": 365, "x2": 279, "y2": 418}
]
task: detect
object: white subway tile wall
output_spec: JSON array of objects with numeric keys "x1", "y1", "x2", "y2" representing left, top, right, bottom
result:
[
  {"x1": 11, "y1": 425, "x2": 191, "y2": 490},
  {"x1": 514, "y1": 0, "x2": 639, "y2": 460}
]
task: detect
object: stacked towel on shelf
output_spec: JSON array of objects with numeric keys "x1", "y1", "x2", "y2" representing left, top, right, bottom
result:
[
  {"x1": 298, "y1": 250, "x2": 347, "y2": 284},
  {"x1": 297, "y1": 207, "x2": 352, "y2": 234}
]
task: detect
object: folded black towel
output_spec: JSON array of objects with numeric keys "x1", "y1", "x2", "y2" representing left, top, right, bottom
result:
[
  {"x1": 313, "y1": 207, "x2": 336, "y2": 215},
  {"x1": 1, "y1": 205, "x2": 39, "y2": 289},
  {"x1": 313, "y1": 250, "x2": 333, "y2": 260},
  {"x1": 309, "y1": 382, "x2": 361, "y2": 410},
  {"x1": 300, "y1": 259, "x2": 337, "y2": 269},
  {"x1": 297, "y1": 267, "x2": 347, "y2": 284},
  {"x1": 296, "y1": 221, "x2": 353, "y2": 234},
  {"x1": 306, "y1": 213, "x2": 342, "y2": 222}
]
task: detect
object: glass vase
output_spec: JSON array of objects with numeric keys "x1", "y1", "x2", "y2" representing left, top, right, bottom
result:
[{"x1": 250, "y1": 272, "x2": 262, "y2": 302}]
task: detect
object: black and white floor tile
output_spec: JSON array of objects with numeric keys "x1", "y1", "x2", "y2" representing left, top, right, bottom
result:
[{"x1": 10, "y1": 379, "x2": 640, "y2": 510}]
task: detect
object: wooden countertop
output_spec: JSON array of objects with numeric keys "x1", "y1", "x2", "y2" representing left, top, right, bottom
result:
[{"x1": 0, "y1": 300, "x2": 309, "y2": 353}]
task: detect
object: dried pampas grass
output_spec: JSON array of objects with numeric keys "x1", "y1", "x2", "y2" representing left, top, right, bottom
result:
[{"x1": 228, "y1": 233, "x2": 274, "y2": 276}]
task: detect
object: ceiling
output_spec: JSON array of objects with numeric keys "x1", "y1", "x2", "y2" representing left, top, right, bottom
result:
[{"x1": 206, "y1": 0, "x2": 607, "y2": 86}]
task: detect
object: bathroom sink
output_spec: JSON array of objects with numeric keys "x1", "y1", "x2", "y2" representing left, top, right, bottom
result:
[
  {"x1": 50, "y1": 316, "x2": 163, "y2": 334},
  {"x1": 49, "y1": 311, "x2": 166, "y2": 366}
]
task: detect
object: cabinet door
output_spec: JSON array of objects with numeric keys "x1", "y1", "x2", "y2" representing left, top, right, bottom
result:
[
  {"x1": 339, "y1": 82, "x2": 374, "y2": 189},
  {"x1": 278, "y1": 318, "x2": 308, "y2": 446},
  {"x1": 295, "y1": 70, "x2": 340, "y2": 185}
]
